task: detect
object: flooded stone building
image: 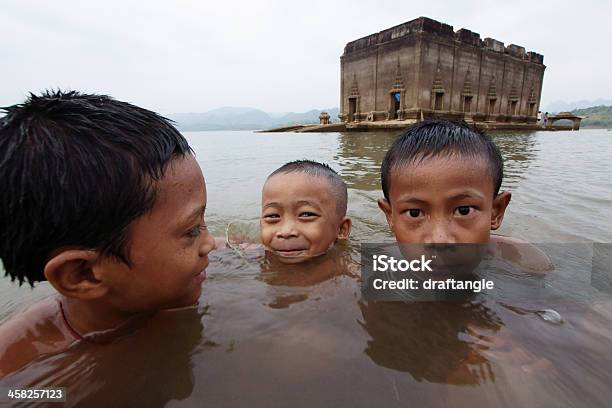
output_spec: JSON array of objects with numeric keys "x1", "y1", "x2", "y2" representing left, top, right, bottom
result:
[{"x1": 339, "y1": 17, "x2": 545, "y2": 126}]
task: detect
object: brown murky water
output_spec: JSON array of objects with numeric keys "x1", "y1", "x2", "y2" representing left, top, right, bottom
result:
[{"x1": 1, "y1": 129, "x2": 612, "y2": 407}]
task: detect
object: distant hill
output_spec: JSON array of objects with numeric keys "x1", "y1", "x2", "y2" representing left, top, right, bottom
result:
[
  {"x1": 545, "y1": 99, "x2": 612, "y2": 113},
  {"x1": 169, "y1": 107, "x2": 340, "y2": 131},
  {"x1": 571, "y1": 105, "x2": 612, "y2": 128}
]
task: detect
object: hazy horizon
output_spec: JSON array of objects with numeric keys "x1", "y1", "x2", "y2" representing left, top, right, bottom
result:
[{"x1": 2, "y1": 0, "x2": 611, "y2": 115}]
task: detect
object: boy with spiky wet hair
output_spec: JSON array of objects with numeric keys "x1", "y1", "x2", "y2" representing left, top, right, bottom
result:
[
  {"x1": 260, "y1": 160, "x2": 351, "y2": 264},
  {"x1": 0, "y1": 91, "x2": 215, "y2": 376},
  {"x1": 378, "y1": 119, "x2": 551, "y2": 269}
]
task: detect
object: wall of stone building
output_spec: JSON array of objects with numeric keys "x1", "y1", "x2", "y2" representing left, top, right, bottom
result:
[
  {"x1": 340, "y1": 18, "x2": 545, "y2": 123},
  {"x1": 535, "y1": 64, "x2": 545, "y2": 114},
  {"x1": 374, "y1": 37, "x2": 421, "y2": 114},
  {"x1": 419, "y1": 35, "x2": 455, "y2": 113},
  {"x1": 340, "y1": 47, "x2": 378, "y2": 120},
  {"x1": 449, "y1": 29, "x2": 482, "y2": 114},
  {"x1": 341, "y1": 37, "x2": 421, "y2": 120},
  {"x1": 476, "y1": 50, "x2": 507, "y2": 116},
  {"x1": 500, "y1": 58, "x2": 525, "y2": 116},
  {"x1": 450, "y1": 46, "x2": 481, "y2": 113},
  {"x1": 521, "y1": 63, "x2": 545, "y2": 117},
  {"x1": 340, "y1": 59, "x2": 344, "y2": 116},
  {"x1": 416, "y1": 34, "x2": 544, "y2": 121}
]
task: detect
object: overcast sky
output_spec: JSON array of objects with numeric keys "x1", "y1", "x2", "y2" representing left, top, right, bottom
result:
[{"x1": 1, "y1": 0, "x2": 610, "y2": 114}]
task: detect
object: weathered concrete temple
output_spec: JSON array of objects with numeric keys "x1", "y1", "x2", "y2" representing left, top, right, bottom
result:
[{"x1": 339, "y1": 17, "x2": 545, "y2": 128}]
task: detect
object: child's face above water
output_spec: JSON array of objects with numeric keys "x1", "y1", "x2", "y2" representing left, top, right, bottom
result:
[
  {"x1": 96, "y1": 155, "x2": 215, "y2": 311},
  {"x1": 379, "y1": 155, "x2": 510, "y2": 244},
  {"x1": 261, "y1": 173, "x2": 350, "y2": 264}
]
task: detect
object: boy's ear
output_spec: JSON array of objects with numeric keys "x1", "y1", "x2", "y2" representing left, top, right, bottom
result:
[
  {"x1": 44, "y1": 249, "x2": 109, "y2": 300},
  {"x1": 336, "y1": 217, "x2": 352, "y2": 240},
  {"x1": 377, "y1": 198, "x2": 394, "y2": 230},
  {"x1": 491, "y1": 191, "x2": 511, "y2": 230}
]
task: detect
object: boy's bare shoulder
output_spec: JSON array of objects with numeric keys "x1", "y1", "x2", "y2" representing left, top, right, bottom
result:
[
  {"x1": 0, "y1": 296, "x2": 73, "y2": 378},
  {"x1": 490, "y1": 235, "x2": 554, "y2": 273}
]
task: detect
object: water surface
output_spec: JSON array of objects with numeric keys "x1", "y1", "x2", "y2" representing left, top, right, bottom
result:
[{"x1": 1, "y1": 129, "x2": 611, "y2": 407}]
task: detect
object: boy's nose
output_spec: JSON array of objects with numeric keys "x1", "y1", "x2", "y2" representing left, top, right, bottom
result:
[
  {"x1": 199, "y1": 230, "x2": 215, "y2": 257},
  {"x1": 424, "y1": 220, "x2": 457, "y2": 244},
  {"x1": 276, "y1": 221, "x2": 299, "y2": 239}
]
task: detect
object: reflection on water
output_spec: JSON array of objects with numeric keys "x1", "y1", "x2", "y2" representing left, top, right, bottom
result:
[
  {"x1": 259, "y1": 244, "x2": 357, "y2": 288},
  {"x1": 335, "y1": 130, "x2": 539, "y2": 192},
  {"x1": 1, "y1": 129, "x2": 612, "y2": 407},
  {"x1": 252, "y1": 244, "x2": 357, "y2": 308},
  {"x1": 359, "y1": 300, "x2": 501, "y2": 385},
  {"x1": 3, "y1": 306, "x2": 211, "y2": 407},
  {"x1": 5, "y1": 246, "x2": 610, "y2": 407},
  {"x1": 336, "y1": 131, "x2": 399, "y2": 191},
  {"x1": 490, "y1": 132, "x2": 539, "y2": 189}
]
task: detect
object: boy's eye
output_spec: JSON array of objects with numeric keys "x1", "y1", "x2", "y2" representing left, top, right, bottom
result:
[
  {"x1": 405, "y1": 209, "x2": 422, "y2": 218},
  {"x1": 186, "y1": 224, "x2": 207, "y2": 238},
  {"x1": 263, "y1": 213, "x2": 280, "y2": 222},
  {"x1": 455, "y1": 206, "x2": 474, "y2": 216},
  {"x1": 299, "y1": 211, "x2": 318, "y2": 218}
]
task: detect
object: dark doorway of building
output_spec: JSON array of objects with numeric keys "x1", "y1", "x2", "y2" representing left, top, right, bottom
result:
[
  {"x1": 391, "y1": 92, "x2": 401, "y2": 119},
  {"x1": 463, "y1": 96, "x2": 472, "y2": 113},
  {"x1": 529, "y1": 103, "x2": 536, "y2": 117},
  {"x1": 348, "y1": 98, "x2": 356, "y2": 122},
  {"x1": 488, "y1": 99, "x2": 496, "y2": 115},
  {"x1": 510, "y1": 100, "x2": 518, "y2": 116},
  {"x1": 434, "y1": 92, "x2": 443, "y2": 111}
]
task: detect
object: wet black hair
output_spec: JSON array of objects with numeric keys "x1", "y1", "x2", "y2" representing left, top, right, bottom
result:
[
  {"x1": 0, "y1": 90, "x2": 193, "y2": 285},
  {"x1": 381, "y1": 119, "x2": 504, "y2": 201},
  {"x1": 267, "y1": 160, "x2": 348, "y2": 217}
]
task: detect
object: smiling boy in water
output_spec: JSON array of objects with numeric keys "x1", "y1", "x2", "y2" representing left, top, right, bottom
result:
[
  {"x1": 378, "y1": 119, "x2": 552, "y2": 271},
  {"x1": 0, "y1": 91, "x2": 215, "y2": 377},
  {"x1": 260, "y1": 160, "x2": 352, "y2": 264}
]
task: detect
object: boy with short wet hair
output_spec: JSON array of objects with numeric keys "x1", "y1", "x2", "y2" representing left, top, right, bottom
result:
[
  {"x1": 260, "y1": 160, "x2": 351, "y2": 264},
  {"x1": 0, "y1": 91, "x2": 215, "y2": 377},
  {"x1": 378, "y1": 119, "x2": 551, "y2": 270},
  {"x1": 375, "y1": 119, "x2": 554, "y2": 377}
]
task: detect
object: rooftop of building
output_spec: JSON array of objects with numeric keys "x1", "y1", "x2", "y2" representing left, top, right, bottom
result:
[{"x1": 342, "y1": 17, "x2": 544, "y2": 64}]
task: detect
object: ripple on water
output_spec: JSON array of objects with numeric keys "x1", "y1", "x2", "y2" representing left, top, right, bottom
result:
[{"x1": 1, "y1": 129, "x2": 612, "y2": 407}]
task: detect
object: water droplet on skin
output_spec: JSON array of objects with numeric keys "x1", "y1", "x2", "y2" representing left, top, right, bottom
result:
[{"x1": 535, "y1": 309, "x2": 564, "y2": 324}]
